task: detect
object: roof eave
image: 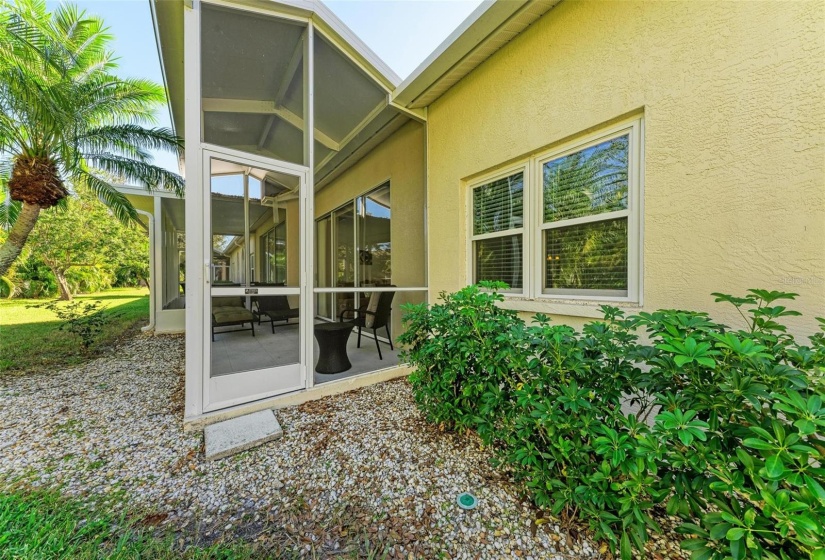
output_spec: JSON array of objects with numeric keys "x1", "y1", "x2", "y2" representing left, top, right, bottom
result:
[{"x1": 392, "y1": 0, "x2": 562, "y2": 109}]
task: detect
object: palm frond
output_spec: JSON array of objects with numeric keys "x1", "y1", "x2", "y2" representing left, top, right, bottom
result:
[
  {"x1": 0, "y1": 0, "x2": 184, "y2": 214},
  {"x1": 79, "y1": 125, "x2": 182, "y2": 158},
  {"x1": 0, "y1": 0, "x2": 63, "y2": 76},
  {"x1": 0, "y1": 197, "x2": 21, "y2": 231},
  {"x1": 73, "y1": 169, "x2": 137, "y2": 224},
  {"x1": 83, "y1": 154, "x2": 184, "y2": 196}
]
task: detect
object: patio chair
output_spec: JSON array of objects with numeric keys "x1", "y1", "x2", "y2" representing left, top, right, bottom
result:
[
  {"x1": 338, "y1": 290, "x2": 395, "y2": 360},
  {"x1": 254, "y1": 295, "x2": 300, "y2": 333},
  {"x1": 211, "y1": 296, "x2": 255, "y2": 341}
]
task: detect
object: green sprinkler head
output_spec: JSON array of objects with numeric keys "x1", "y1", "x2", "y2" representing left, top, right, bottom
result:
[{"x1": 456, "y1": 492, "x2": 478, "y2": 510}]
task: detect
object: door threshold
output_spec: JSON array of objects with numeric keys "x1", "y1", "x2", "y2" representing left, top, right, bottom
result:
[{"x1": 184, "y1": 363, "x2": 412, "y2": 432}]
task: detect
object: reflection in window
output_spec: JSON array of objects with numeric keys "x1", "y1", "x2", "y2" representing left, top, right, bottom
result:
[
  {"x1": 315, "y1": 183, "x2": 392, "y2": 320},
  {"x1": 261, "y1": 222, "x2": 287, "y2": 284},
  {"x1": 543, "y1": 135, "x2": 628, "y2": 222},
  {"x1": 358, "y1": 184, "x2": 391, "y2": 287},
  {"x1": 542, "y1": 134, "x2": 630, "y2": 295}
]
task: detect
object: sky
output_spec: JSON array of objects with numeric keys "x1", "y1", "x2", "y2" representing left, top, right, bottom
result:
[{"x1": 46, "y1": 0, "x2": 485, "y2": 173}]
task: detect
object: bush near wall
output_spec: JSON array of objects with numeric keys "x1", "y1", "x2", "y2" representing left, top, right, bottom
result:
[{"x1": 399, "y1": 283, "x2": 825, "y2": 560}]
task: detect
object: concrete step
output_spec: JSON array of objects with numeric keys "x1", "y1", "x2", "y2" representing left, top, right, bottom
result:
[{"x1": 204, "y1": 409, "x2": 283, "y2": 460}]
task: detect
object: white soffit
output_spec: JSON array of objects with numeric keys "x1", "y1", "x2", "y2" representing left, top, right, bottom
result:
[
  {"x1": 392, "y1": 0, "x2": 563, "y2": 110},
  {"x1": 150, "y1": 0, "x2": 185, "y2": 135}
]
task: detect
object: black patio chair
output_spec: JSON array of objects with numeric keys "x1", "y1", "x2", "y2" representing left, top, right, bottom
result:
[
  {"x1": 254, "y1": 295, "x2": 300, "y2": 333},
  {"x1": 338, "y1": 290, "x2": 395, "y2": 360}
]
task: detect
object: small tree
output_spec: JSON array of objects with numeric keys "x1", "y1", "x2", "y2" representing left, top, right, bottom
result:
[
  {"x1": 0, "y1": 0, "x2": 183, "y2": 276},
  {"x1": 26, "y1": 193, "x2": 148, "y2": 300}
]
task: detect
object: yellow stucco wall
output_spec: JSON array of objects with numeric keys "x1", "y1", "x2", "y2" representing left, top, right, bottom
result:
[
  {"x1": 286, "y1": 199, "x2": 300, "y2": 287},
  {"x1": 426, "y1": 0, "x2": 824, "y2": 335}
]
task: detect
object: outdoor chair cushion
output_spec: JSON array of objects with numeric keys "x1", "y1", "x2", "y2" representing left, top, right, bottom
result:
[
  {"x1": 255, "y1": 295, "x2": 299, "y2": 322},
  {"x1": 364, "y1": 292, "x2": 381, "y2": 328},
  {"x1": 212, "y1": 296, "x2": 244, "y2": 309},
  {"x1": 211, "y1": 297, "x2": 254, "y2": 326},
  {"x1": 212, "y1": 307, "x2": 254, "y2": 325}
]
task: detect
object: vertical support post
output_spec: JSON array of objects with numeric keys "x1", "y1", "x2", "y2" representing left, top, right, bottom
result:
[
  {"x1": 243, "y1": 171, "x2": 251, "y2": 308},
  {"x1": 302, "y1": 21, "x2": 315, "y2": 389},
  {"x1": 243, "y1": 172, "x2": 250, "y2": 283},
  {"x1": 183, "y1": 0, "x2": 204, "y2": 419},
  {"x1": 153, "y1": 196, "x2": 164, "y2": 315}
]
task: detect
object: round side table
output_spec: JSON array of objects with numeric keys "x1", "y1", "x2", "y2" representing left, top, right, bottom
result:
[{"x1": 314, "y1": 322, "x2": 354, "y2": 374}]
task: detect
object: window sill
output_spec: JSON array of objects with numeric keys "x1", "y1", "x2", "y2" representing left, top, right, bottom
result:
[{"x1": 497, "y1": 295, "x2": 641, "y2": 319}]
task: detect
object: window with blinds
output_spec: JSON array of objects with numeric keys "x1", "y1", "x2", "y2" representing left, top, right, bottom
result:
[
  {"x1": 466, "y1": 116, "x2": 641, "y2": 302},
  {"x1": 471, "y1": 171, "x2": 524, "y2": 291},
  {"x1": 541, "y1": 133, "x2": 631, "y2": 297}
]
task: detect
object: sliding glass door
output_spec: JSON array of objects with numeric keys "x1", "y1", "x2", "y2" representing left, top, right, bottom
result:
[
  {"x1": 357, "y1": 183, "x2": 391, "y2": 287},
  {"x1": 315, "y1": 184, "x2": 392, "y2": 322}
]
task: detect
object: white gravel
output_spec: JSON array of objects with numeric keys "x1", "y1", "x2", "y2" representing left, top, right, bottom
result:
[{"x1": 0, "y1": 333, "x2": 687, "y2": 559}]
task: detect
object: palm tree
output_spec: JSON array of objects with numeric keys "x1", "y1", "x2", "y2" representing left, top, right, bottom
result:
[{"x1": 0, "y1": 0, "x2": 183, "y2": 276}]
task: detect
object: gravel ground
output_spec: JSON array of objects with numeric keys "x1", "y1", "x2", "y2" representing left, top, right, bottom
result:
[{"x1": 0, "y1": 333, "x2": 688, "y2": 559}]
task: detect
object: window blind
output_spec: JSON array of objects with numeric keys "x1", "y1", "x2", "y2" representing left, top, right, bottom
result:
[
  {"x1": 545, "y1": 218, "x2": 628, "y2": 292},
  {"x1": 473, "y1": 172, "x2": 524, "y2": 235},
  {"x1": 543, "y1": 135, "x2": 629, "y2": 223},
  {"x1": 476, "y1": 234, "x2": 523, "y2": 290}
]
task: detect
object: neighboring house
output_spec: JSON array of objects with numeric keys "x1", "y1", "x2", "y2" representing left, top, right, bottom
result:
[{"x1": 125, "y1": 0, "x2": 824, "y2": 425}]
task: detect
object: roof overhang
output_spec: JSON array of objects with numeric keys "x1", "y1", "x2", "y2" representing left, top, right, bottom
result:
[{"x1": 392, "y1": 0, "x2": 563, "y2": 109}]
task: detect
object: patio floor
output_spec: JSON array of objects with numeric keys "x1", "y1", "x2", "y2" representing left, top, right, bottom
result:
[{"x1": 211, "y1": 320, "x2": 399, "y2": 384}]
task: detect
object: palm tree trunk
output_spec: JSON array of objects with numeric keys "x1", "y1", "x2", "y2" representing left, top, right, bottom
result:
[
  {"x1": 55, "y1": 269, "x2": 72, "y2": 301},
  {"x1": 0, "y1": 203, "x2": 41, "y2": 276}
]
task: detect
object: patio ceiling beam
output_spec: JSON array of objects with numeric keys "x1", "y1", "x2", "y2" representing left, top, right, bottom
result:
[
  {"x1": 258, "y1": 29, "x2": 308, "y2": 151},
  {"x1": 315, "y1": 99, "x2": 386, "y2": 171},
  {"x1": 276, "y1": 29, "x2": 306, "y2": 106},
  {"x1": 202, "y1": 97, "x2": 340, "y2": 152}
]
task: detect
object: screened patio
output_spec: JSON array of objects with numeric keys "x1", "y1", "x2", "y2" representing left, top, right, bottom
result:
[{"x1": 146, "y1": 0, "x2": 428, "y2": 419}]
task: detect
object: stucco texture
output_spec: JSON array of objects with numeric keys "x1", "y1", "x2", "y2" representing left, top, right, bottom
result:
[{"x1": 426, "y1": 0, "x2": 824, "y2": 335}]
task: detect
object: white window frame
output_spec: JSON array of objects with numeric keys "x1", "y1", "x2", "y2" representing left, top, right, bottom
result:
[
  {"x1": 466, "y1": 115, "x2": 644, "y2": 306},
  {"x1": 467, "y1": 165, "x2": 528, "y2": 295},
  {"x1": 533, "y1": 118, "x2": 643, "y2": 303}
]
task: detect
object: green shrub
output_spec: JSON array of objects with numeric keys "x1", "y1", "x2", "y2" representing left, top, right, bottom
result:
[
  {"x1": 35, "y1": 299, "x2": 120, "y2": 351},
  {"x1": 637, "y1": 291, "x2": 825, "y2": 560},
  {"x1": 399, "y1": 285, "x2": 825, "y2": 560},
  {"x1": 13, "y1": 256, "x2": 57, "y2": 298},
  {"x1": 65, "y1": 266, "x2": 114, "y2": 294},
  {"x1": 398, "y1": 281, "x2": 526, "y2": 430}
]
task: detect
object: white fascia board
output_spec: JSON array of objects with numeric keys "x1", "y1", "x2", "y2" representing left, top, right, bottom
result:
[
  {"x1": 149, "y1": 0, "x2": 174, "y2": 134},
  {"x1": 151, "y1": 0, "x2": 186, "y2": 134},
  {"x1": 392, "y1": 0, "x2": 529, "y2": 107}
]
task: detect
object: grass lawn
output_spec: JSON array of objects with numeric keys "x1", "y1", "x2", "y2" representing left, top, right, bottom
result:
[
  {"x1": 0, "y1": 490, "x2": 250, "y2": 560},
  {"x1": 0, "y1": 287, "x2": 150, "y2": 373}
]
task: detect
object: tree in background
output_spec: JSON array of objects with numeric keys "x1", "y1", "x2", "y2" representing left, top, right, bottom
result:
[
  {"x1": 25, "y1": 193, "x2": 148, "y2": 300},
  {"x1": 0, "y1": 0, "x2": 183, "y2": 276}
]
